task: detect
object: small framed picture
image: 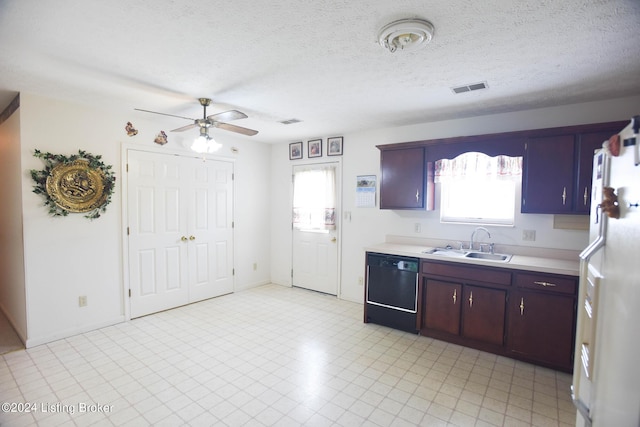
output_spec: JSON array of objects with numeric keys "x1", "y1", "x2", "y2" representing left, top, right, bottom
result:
[
  {"x1": 289, "y1": 141, "x2": 303, "y2": 160},
  {"x1": 308, "y1": 139, "x2": 322, "y2": 158},
  {"x1": 327, "y1": 137, "x2": 343, "y2": 156}
]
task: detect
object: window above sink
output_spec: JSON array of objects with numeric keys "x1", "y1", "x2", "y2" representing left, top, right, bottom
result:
[{"x1": 436, "y1": 152, "x2": 522, "y2": 226}]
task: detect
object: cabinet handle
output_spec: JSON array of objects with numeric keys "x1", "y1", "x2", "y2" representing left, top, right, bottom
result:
[
  {"x1": 584, "y1": 186, "x2": 589, "y2": 206},
  {"x1": 534, "y1": 281, "x2": 557, "y2": 287},
  {"x1": 416, "y1": 189, "x2": 420, "y2": 202},
  {"x1": 468, "y1": 291, "x2": 473, "y2": 308},
  {"x1": 519, "y1": 297, "x2": 525, "y2": 316},
  {"x1": 452, "y1": 289, "x2": 457, "y2": 304},
  {"x1": 562, "y1": 187, "x2": 567, "y2": 205}
]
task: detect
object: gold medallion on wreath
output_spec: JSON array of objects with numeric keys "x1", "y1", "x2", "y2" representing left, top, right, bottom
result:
[
  {"x1": 30, "y1": 150, "x2": 116, "y2": 219},
  {"x1": 45, "y1": 159, "x2": 109, "y2": 213}
]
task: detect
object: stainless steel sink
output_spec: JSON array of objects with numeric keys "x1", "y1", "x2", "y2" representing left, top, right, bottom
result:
[
  {"x1": 423, "y1": 247, "x2": 512, "y2": 262},
  {"x1": 422, "y1": 248, "x2": 468, "y2": 258},
  {"x1": 464, "y1": 252, "x2": 512, "y2": 262}
]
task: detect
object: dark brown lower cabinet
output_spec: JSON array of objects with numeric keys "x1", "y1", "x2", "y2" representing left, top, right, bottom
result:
[
  {"x1": 419, "y1": 260, "x2": 577, "y2": 372},
  {"x1": 462, "y1": 285, "x2": 506, "y2": 346},
  {"x1": 423, "y1": 279, "x2": 461, "y2": 335},
  {"x1": 507, "y1": 290, "x2": 576, "y2": 371},
  {"x1": 421, "y1": 262, "x2": 509, "y2": 351}
]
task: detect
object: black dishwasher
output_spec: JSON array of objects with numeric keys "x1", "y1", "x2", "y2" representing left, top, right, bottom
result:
[{"x1": 365, "y1": 252, "x2": 419, "y2": 333}]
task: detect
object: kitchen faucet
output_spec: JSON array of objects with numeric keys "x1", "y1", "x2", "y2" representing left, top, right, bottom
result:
[{"x1": 470, "y1": 227, "x2": 491, "y2": 251}]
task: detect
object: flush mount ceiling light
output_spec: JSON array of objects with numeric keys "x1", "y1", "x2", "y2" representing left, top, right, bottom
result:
[{"x1": 378, "y1": 18, "x2": 435, "y2": 53}]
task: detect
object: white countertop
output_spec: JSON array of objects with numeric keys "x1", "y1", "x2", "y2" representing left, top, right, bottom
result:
[{"x1": 365, "y1": 242, "x2": 580, "y2": 277}]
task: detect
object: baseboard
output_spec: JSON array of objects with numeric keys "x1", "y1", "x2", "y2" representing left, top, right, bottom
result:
[
  {"x1": 235, "y1": 280, "x2": 271, "y2": 292},
  {"x1": 0, "y1": 304, "x2": 27, "y2": 345},
  {"x1": 25, "y1": 315, "x2": 126, "y2": 348}
]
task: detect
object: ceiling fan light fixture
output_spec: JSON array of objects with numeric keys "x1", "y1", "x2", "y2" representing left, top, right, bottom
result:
[
  {"x1": 191, "y1": 128, "x2": 221, "y2": 153},
  {"x1": 378, "y1": 18, "x2": 434, "y2": 53}
]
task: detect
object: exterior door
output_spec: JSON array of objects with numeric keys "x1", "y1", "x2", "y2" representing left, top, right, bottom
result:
[
  {"x1": 127, "y1": 150, "x2": 233, "y2": 318},
  {"x1": 292, "y1": 163, "x2": 340, "y2": 295}
]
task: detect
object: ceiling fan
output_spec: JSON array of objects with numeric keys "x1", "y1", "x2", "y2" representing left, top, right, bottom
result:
[{"x1": 135, "y1": 97, "x2": 259, "y2": 138}]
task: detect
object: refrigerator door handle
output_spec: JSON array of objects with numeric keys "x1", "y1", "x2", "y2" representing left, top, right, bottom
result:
[
  {"x1": 571, "y1": 386, "x2": 592, "y2": 426},
  {"x1": 579, "y1": 234, "x2": 605, "y2": 262}
]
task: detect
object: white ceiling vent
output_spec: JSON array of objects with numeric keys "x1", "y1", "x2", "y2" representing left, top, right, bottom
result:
[
  {"x1": 451, "y1": 82, "x2": 488, "y2": 94},
  {"x1": 279, "y1": 118, "x2": 302, "y2": 125}
]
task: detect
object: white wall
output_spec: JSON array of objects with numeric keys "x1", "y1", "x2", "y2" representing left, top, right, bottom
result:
[
  {"x1": 0, "y1": 102, "x2": 27, "y2": 342},
  {"x1": 223, "y1": 134, "x2": 272, "y2": 291},
  {"x1": 270, "y1": 95, "x2": 640, "y2": 303},
  {"x1": 18, "y1": 93, "x2": 272, "y2": 347}
]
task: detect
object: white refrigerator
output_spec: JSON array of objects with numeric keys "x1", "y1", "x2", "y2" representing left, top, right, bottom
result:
[{"x1": 573, "y1": 116, "x2": 640, "y2": 427}]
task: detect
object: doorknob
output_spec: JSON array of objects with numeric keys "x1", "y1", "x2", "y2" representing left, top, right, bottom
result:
[
  {"x1": 331, "y1": 237, "x2": 337, "y2": 243},
  {"x1": 181, "y1": 236, "x2": 188, "y2": 242},
  {"x1": 189, "y1": 235, "x2": 196, "y2": 241}
]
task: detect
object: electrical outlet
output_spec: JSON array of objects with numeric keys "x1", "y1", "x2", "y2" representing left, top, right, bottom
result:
[
  {"x1": 253, "y1": 263, "x2": 258, "y2": 271},
  {"x1": 78, "y1": 296, "x2": 87, "y2": 307},
  {"x1": 414, "y1": 223, "x2": 422, "y2": 233},
  {"x1": 522, "y1": 230, "x2": 536, "y2": 241},
  {"x1": 358, "y1": 277, "x2": 364, "y2": 286}
]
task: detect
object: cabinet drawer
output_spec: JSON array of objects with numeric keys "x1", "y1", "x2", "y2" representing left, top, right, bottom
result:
[
  {"x1": 422, "y1": 262, "x2": 511, "y2": 286},
  {"x1": 514, "y1": 273, "x2": 576, "y2": 295}
]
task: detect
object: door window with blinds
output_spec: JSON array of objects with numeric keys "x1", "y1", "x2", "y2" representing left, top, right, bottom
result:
[
  {"x1": 436, "y1": 152, "x2": 522, "y2": 225},
  {"x1": 293, "y1": 165, "x2": 336, "y2": 231}
]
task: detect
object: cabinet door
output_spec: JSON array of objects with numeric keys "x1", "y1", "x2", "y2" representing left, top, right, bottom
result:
[
  {"x1": 507, "y1": 290, "x2": 576, "y2": 370},
  {"x1": 575, "y1": 130, "x2": 616, "y2": 214},
  {"x1": 522, "y1": 135, "x2": 575, "y2": 213},
  {"x1": 380, "y1": 147, "x2": 426, "y2": 209},
  {"x1": 462, "y1": 285, "x2": 506, "y2": 346},
  {"x1": 423, "y1": 279, "x2": 461, "y2": 336}
]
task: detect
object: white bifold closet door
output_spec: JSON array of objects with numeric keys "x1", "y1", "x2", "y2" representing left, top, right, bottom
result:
[{"x1": 127, "y1": 150, "x2": 234, "y2": 318}]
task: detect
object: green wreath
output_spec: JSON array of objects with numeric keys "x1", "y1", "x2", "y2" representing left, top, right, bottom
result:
[{"x1": 30, "y1": 149, "x2": 116, "y2": 219}]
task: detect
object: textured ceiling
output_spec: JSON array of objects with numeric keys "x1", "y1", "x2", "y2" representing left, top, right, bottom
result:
[{"x1": 1, "y1": 0, "x2": 639, "y2": 143}]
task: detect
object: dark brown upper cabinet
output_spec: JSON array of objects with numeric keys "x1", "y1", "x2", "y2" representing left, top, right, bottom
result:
[
  {"x1": 379, "y1": 146, "x2": 434, "y2": 210},
  {"x1": 522, "y1": 124, "x2": 624, "y2": 214},
  {"x1": 574, "y1": 130, "x2": 620, "y2": 214},
  {"x1": 377, "y1": 120, "x2": 626, "y2": 214},
  {"x1": 522, "y1": 134, "x2": 576, "y2": 214}
]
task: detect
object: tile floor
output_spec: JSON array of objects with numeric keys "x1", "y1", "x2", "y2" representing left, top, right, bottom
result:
[{"x1": 0, "y1": 284, "x2": 576, "y2": 426}]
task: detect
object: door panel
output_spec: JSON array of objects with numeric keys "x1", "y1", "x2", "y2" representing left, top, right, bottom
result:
[
  {"x1": 522, "y1": 135, "x2": 575, "y2": 213},
  {"x1": 186, "y1": 158, "x2": 233, "y2": 302},
  {"x1": 128, "y1": 150, "x2": 233, "y2": 317},
  {"x1": 462, "y1": 285, "x2": 506, "y2": 346},
  {"x1": 423, "y1": 279, "x2": 461, "y2": 335},
  {"x1": 379, "y1": 147, "x2": 426, "y2": 209},
  {"x1": 508, "y1": 290, "x2": 575, "y2": 369},
  {"x1": 293, "y1": 229, "x2": 337, "y2": 295},
  {"x1": 165, "y1": 247, "x2": 182, "y2": 290},
  {"x1": 138, "y1": 250, "x2": 156, "y2": 295},
  {"x1": 292, "y1": 163, "x2": 340, "y2": 295},
  {"x1": 128, "y1": 152, "x2": 190, "y2": 318}
]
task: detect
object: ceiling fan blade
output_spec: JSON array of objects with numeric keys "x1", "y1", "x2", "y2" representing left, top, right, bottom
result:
[
  {"x1": 171, "y1": 123, "x2": 198, "y2": 132},
  {"x1": 207, "y1": 110, "x2": 248, "y2": 122},
  {"x1": 214, "y1": 122, "x2": 259, "y2": 136},
  {"x1": 134, "y1": 108, "x2": 195, "y2": 121}
]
